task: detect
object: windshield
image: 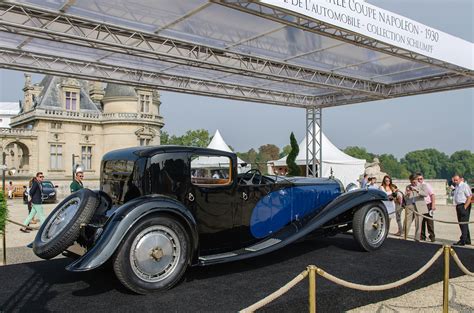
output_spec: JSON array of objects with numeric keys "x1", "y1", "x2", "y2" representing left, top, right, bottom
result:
[{"x1": 42, "y1": 182, "x2": 54, "y2": 188}]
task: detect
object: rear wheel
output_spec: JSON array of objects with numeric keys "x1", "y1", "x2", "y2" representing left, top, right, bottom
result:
[
  {"x1": 352, "y1": 203, "x2": 388, "y2": 251},
  {"x1": 113, "y1": 215, "x2": 190, "y2": 294}
]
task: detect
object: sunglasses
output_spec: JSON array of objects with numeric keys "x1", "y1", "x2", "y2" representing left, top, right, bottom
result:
[
  {"x1": 78, "y1": 175, "x2": 84, "y2": 178},
  {"x1": 39, "y1": 176, "x2": 44, "y2": 178}
]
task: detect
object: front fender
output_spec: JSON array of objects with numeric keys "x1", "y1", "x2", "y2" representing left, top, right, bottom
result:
[
  {"x1": 311, "y1": 188, "x2": 388, "y2": 226},
  {"x1": 66, "y1": 195, "x2": 198, "y2": 272}
]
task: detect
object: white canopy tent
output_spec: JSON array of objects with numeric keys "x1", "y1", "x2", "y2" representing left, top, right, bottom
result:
[
  {"x1": 268, "y1": 128, "x2": 365, "y2": 187},
  {"x1": 191, "y1": 130, "x2": 251, "y2": 174}
]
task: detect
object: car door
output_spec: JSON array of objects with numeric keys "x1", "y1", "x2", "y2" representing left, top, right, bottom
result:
[
  {"x1": 187, "y1": 152, "x2": 239, "y2": 254},
  {"x1": 237, "y1": 174, "x2": 293, "y2": 247}
]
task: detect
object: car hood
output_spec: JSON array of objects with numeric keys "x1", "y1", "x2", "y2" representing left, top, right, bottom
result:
[{"x1": 284, "y1": 176, "x2": 339, "y2": 186}]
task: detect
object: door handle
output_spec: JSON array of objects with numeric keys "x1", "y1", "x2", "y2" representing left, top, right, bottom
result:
[
  {"x1": 242, "y1": 192, "x2": 248, "y2": 201},
  {"x1": 188, "y1": 193, "x2": 195, "y2": 202}
]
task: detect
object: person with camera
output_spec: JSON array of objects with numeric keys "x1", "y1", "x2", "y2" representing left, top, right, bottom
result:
[
  {"x1": 404, "y1": 173, "x2": 429, "y2": 242},
  {"x1": 417, "y1": 173, "x2": 436, "y2": 242}
]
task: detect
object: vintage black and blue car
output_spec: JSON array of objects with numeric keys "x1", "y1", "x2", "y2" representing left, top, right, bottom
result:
[{"x1": 33, "y1": 146, "x2": 390, "y2": 294}]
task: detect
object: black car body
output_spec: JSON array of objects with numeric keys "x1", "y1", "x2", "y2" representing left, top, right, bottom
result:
[
  {"x1": 33, "y1": 146, "x2": 390, "y2": 294},
  {"x1": 23, "y1": 180, "x2": 57, "y2": 204}
]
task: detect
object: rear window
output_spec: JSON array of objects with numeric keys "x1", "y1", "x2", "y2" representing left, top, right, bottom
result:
[{"x1": 101, "y1": 158, "x2": 145, "y2": 204}]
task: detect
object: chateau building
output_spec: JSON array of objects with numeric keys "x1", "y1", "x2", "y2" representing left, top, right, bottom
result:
[{"x1": 0, "y1": 74, "x2": 164, "y2": 195}]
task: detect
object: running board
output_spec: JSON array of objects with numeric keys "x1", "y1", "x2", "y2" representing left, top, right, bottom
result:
[
  {"x1": 198, "y1": 238, "x2": 282, "y2": 263},
  {"x1": 199, "y1": 252, "x2": 238, "y2": 261},
  {"x1": 245, "y1": 238, "x2": 281, "y2": 252}
]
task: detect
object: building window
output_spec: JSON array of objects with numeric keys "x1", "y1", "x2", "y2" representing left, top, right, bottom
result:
[
  {"x1": 65, "y1": 91, "x2": 78, "y2": 110},
  {"x1": 139, "y1": 138, "x2": 151, "y2": 146},
  {"x1": 82, "y1": 124, "x2": 92, "y2": 131},
  {"x1": 139, "y1": 93, "x2": 151, "y2": 113},
  {"x1": 50, "y1": 144, "x2": 62, "y2": 169},
  {"x1": 81, "y1": 146, "x2": 92, "y2": 170},
  {"x1": 51, "y1": 122, "x2": 62, "y2": 129}
]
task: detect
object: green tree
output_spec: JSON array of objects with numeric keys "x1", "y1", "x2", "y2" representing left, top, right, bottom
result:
[
  {"x1": 286, "y1": 132, "x2": 301, "y2": 176},
  {"x1": 378, "y1": 154, "x2": 409, "y2": 179},
  {"x1": 401, "y1": 149, "x2": 449, "y2": 179},
  {"x1": 161, "y1": 129, "x2": 211, "y2": 147},
  {"x1": 343, "y1": 146, "x2": 375, "y2": 163},
  {"x1": 279, "y1": 145, "x2": 291, "y2": 158},
  {"x1": 258, "y1": 144, "x2": 280, "y2": 162},
  {"x1": 447, "y1": 150, "x2": 474, "y2": 180},
  {"x1": 253, "y1": 144, "x2": 280, "y2": 173},
  {"x1": 160, "y1": 130, "x2": 170, "y2": 144}
]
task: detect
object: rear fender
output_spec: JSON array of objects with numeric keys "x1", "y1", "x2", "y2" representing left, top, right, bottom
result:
[{"x1": 66, "y1": 195, "x2": 198, "y2": 272}]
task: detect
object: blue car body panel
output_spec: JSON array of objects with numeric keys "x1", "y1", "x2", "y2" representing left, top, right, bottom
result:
[{"x1": 250, "y1": 183, "x2": 341, "y2": 238}]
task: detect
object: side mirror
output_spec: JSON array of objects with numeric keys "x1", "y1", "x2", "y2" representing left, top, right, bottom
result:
[
  {"x1": 54, "y1": 185, "x2": 59, "y2": 188},
  {"x1": 23, "y1": 185, "x2": 27, "y2": 188}
]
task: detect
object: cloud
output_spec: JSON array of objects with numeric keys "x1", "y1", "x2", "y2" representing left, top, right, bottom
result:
[{"x1": 372, "y1": 122, "x2": 392, "y2": 135}]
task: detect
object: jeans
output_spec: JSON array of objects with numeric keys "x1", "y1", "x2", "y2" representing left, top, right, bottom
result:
[
  {"x1": 23, "y1": 204, "x2": 46, "y2": 226},
  {"x1": 456, "y1": 203, "x2": 471, "y2": 244}
]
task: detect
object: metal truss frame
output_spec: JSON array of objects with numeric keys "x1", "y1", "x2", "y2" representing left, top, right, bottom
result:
[
  {"x1": 217, "y1": 0, "x2": 473, "y2": 77},
  {"x1": 0, "y1": 48, "x2": 377, "y2": 108},
  {"x1": 306, "y1": 107, "x2": 322, "y2": 178},
  {"x1": 0, "y1": 2, "x2": 387, "y2": 98}
]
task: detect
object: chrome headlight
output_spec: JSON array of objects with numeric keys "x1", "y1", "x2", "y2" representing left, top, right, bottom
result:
[
  {"x1": 345, "y1": 183, "x2": 359, "y2": 192},
  {"x1": 49, "y1": 192, "x2": 56, "y2": 196}
]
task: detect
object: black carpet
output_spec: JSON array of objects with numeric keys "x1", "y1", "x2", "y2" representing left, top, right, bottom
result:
[{"x1": 1, "y1": 235, "x2": 473, "y2": 313}]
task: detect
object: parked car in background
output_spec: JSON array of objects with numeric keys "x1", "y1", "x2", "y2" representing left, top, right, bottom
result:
[
  {"x1": 33, "y1": 146, "x2": 390, "y2": 294},
  {"x1": 23, "y1": 180, "x2": 58, "y2": 204}
]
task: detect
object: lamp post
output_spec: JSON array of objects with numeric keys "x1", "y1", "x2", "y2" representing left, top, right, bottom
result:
[
  {"x1": 2, "y1": 152, "x2": 6, "y2": 194},
  {"x1": 72, "y1": 154, "x2": 79, "y2": 178},
  {"x1": 1, "y1": 152, "x2": 17, "y2": 265}
]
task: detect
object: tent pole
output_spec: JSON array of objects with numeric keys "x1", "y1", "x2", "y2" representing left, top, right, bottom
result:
[{"x1": 305, "y1": 107, "x2": 321, "y2": 178}]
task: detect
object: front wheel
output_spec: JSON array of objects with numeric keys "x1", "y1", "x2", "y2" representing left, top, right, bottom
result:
[
  {"x1": 113, "y1": 215, "x2": 190, "y2": 294},
  {"x1": 352, "y1": 203, "x2": 389, "y2": 251}
]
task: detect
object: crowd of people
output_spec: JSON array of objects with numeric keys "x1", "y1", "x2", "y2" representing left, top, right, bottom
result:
[
  {"x1": 360, "y1": 173, "x2": 472, "y2": 246},
  {"x1": 19, "y1": 169, "x2": 85, "y2": 233}
]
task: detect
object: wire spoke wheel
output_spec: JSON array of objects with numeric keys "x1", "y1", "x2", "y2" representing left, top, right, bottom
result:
[{"x1": 41, "y1": 197, "x2": 80, "y2": 242}]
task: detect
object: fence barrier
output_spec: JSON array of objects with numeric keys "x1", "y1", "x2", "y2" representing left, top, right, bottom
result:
[
  {"x1": 405, "y1": 206, "x2": 474, "y2": 225},
  {"x1": 403, "y1": 206, "x2": 473, "y2": 240},
  {"x1": 240, "y1": 245, "x2": 473, "y2": 313}
]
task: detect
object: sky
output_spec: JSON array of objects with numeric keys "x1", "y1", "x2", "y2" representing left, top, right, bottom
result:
[{"x1": 0, "y1": 0, "x2": 472, "y2": 158}]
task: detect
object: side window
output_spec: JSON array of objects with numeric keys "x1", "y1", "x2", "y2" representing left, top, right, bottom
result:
[{"x1": 190, "y1": 154, "x2": 232, "y2": 186}]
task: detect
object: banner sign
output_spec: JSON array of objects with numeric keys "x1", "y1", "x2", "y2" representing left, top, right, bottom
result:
[{"x1": 260, "y1": 0, "x2": 473, "y2": 70}]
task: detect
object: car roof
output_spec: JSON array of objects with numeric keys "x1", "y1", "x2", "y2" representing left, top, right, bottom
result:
[{"x1": 102, "y1": 145, "x2": 236, "y2": 161}]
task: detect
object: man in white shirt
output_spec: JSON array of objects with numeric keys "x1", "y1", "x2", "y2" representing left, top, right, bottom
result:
[{"x1": 452, "y1": 175, "x2": 472, "y2": 246}]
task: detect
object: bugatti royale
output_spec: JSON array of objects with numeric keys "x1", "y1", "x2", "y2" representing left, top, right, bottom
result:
[{"x1": 33, "y1": 146, "x2": 390, "y2": 294}]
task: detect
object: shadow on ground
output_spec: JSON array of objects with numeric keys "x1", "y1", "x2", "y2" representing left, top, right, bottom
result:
[{"x1": 1, "y1": 235, "x2": 473, "y2": 313}]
